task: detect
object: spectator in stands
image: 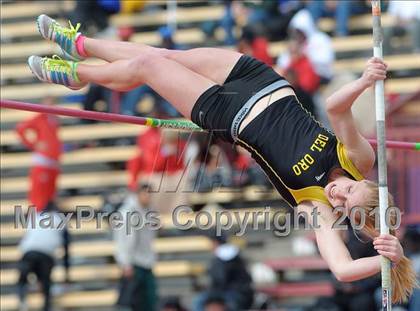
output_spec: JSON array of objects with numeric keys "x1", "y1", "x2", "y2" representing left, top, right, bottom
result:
[
  {"x1": 68, "y1": 0, "x2": 114, "y2": 37},
  {"x1": 237, "y1": 27, "x2": 273, "y2": 66},
  {"x1": 195, "y1": 144, "x2": 232, "y2": 192},
  {"x1": 193, "y1": 233, "x2": 254, "y2": 311},
  {"x1": 306, "y1": 0, "x2": 369, "y2": 37},
  {"x1": 203, "y1": 295, "x2": 227, "y2": 311},
  {"x1": 283, "y1": 68, "x2": 317, "y2": 117},
  {"x1": 16, "y1": 96, "x2": 62, "y2": 212},
  {"x1": 234, "y1": 0, "x2": 279, "y2": 33},
  {"x1": 127, "y1": 127, "x2": 163, "y2": 190},
  {"x1": 277, "y1": 9, "x2": 335, "y2": 84},
  {"x1": 81, "y1": 83, "x2": 111, "y2": 122},
  {"x1": 233, "y1": 0, "x2": 300, "y2": 41},
  {"x1": 126, "y1": 127, "x2": 186, "y2": 191},
  {"x1": 383, "y1": 1, "x2": 420, "y2": 55},
  {"x1": 314, "y1": 225, "x2": 380, "y2": 311},
  {"x1": 276, "y1": 36, "x2": 320, "y2": 117},
  {"x1": 17, "y1": 201, "x2": 70, "y2": 311},
  {"x1": 201, "y1": 0, "x2": 236, "y2": 45},
  {"x1": 161, "y1": 297, "x2": 188, "y2": 311},
  {"x1": 279, "y1": 38, "x2": 320, "y2": 95},
  {"x1": 114, "y1": 183, "x2": 158, "y2": 311},
  {"x1": 68, "y1": 0, "x2": 146, "y2": 37}
]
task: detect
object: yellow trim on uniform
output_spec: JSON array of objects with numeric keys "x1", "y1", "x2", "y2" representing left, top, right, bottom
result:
[
  {"x1": 290, "y1": 142, "x2": 365, "y2": 205},
  {"x1": 236, "y1": 139, "x2": 365, "y2": 207},
  {"x1": 336, "y1": 141, "x2": 365, "y2": 181},
  {"x1": 237, "y1": 138, "x2": 330, "y2": 206},
  {"x1": 289, "y1": 186, "x2": 330, "y2": 205}
]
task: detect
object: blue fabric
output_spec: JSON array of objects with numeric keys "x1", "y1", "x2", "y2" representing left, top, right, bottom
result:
[
  {"x1": 57, "y1": 72, "x2": 65, "y2": 85},
  {"x1": 62, "y1": 72, "x2": 69, "y2": 86},
  {"x1": 64, "y1": 37, "x2": 70, "y2": 54},
  {"x1": 220, "y1": 5, "x2": 236, "y2": 45},
  {"x1": 159, "y1": 26, "x2": 173, "y2": 39},
  {"x1": 122, "y1": 85, "x2": 179, "y2": 117},
  {"x1": 192, "y1": 291, "x2": 242, "y2": 311},
  {"x1": 306, "y1": 0, "x2": 366, "y2": 36},
  {"x1": 409, "y1": 288, "x2": 420, "y2": 311},
  {"x1": 97, "y1": 0, "x2": 120, "y2": 13},
  {"x1": 50, "y1": 71, "x2": 59, "y2": 84}
]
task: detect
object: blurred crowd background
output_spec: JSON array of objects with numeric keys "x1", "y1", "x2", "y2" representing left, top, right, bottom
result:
[{"x1": 1, "y1": 1, "x2": 419, "y2": 311}]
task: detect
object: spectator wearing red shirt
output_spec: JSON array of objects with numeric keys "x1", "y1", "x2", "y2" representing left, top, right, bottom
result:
[
  {"x1": 275, "y1": 39, "x2": 320, "y2": 117},
  {"x1": 126, "y1": 128, "x2": 186, "y2": 191},
  {"x1": 284, "y1": 39, "x2": 320, "y2": 94},
  {"x1": 16, "y1": 97, "x2": 62, "y2": 212},
  {"x1": 238, "y1": 28, "x2": 273, "y2": 66}
]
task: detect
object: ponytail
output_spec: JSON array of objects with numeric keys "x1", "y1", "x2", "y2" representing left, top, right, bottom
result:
[{"x1": 359, "y1": 181, "x2": 418, "y2": 303}]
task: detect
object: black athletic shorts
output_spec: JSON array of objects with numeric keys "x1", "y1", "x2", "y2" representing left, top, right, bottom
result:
[{"x1": 191, "y1": 55, "x2": 290, "y2": 143}]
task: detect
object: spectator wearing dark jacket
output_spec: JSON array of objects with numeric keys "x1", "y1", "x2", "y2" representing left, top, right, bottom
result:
[
  {"x1": 193, "y1": 234, "x2": 254, "y2": 311},
  {"x1": 113, "y1": 184, "x2": 157, "y2": 311},
  {"x1": 17, "y1": 202, "x2": 70, "y2": 311}
]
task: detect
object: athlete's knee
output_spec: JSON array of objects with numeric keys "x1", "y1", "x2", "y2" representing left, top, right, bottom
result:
[{"x1": 130, "y1": 53, "x2": 164, "y2": 71}]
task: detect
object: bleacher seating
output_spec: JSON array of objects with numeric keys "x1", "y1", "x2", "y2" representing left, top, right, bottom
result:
[{"x1": 1, "y1": 0, "x2": 419, "y2": 309}]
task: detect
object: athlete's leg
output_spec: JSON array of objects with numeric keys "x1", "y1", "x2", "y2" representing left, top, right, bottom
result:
[
  {"x1": 77, "y1": 54, "x2": 216, "y2": 117},
  {"x1": 38, "y1": 14, "x2": 241, "y2": 84},
  {"x1": 83, "y1": 37, "x2": 242, "y2": 84}
]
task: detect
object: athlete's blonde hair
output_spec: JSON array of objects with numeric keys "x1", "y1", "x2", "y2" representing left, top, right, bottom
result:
[{"x1": 355, "y1": 181, "x2": 418, "y2": 303}]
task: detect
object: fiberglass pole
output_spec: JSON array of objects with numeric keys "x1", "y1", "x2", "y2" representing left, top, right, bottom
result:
[{"x1": 371, "y1": 1, "x2": 392, "y2": 310}]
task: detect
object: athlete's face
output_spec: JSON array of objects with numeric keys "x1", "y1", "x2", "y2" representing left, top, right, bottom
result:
[{"x1": 325, "y1": 178, "x2": 370, "y2": 215}]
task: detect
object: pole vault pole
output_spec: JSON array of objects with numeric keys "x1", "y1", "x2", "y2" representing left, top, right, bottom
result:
[
  {"x1": 1, "y1": 99, "x2": 419, "y2": 151},
  {"x1": 371, "y1": 1, "x2": 392, "y2": 310}
]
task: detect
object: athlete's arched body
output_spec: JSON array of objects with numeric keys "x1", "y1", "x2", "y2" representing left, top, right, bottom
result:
[{"x1": 28, "y1": 15, "x2": 416, "y2": 302}]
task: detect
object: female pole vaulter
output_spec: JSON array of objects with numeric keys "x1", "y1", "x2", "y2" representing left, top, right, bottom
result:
[{"x1": 28, "y1": 15, "x2": 416, "y2": 303}]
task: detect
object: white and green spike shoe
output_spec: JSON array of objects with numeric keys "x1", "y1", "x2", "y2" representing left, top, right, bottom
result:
[
  {"x1": 28, "y1": 55, "x2": 86, "y2": 90},
  {"x1": 37, "y1": 14, "x2": 85, "y2": 61}
]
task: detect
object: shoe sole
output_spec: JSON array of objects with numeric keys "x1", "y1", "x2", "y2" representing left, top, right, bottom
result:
[
  {"x1": 27, "y1": 56, "x2": 45, "y2": 82},
  {"x1": 36, "y1": 14, "x2": 49, "y2": 40}
]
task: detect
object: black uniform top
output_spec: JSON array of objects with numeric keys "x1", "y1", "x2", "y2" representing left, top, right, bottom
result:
[{"x1": 237, "y1": 95, "x2": 365, "y2": 207}]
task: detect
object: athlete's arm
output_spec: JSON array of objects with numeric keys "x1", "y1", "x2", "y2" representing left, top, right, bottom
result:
[
  {"x1": 297, "y1": 202, "x2": 403, "y2": 282},
  {"x1": 325, "y1": 57, "x2": 387, "y2": 174}
]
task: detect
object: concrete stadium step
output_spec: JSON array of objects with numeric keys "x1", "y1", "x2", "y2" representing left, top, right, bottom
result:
[
  {"x1": 2, "y1": 5, "x2": 392, "y2": 41},
  {"x1": 1, "y1": 170, "x2": 128, "y2": 193},
  {"x1": 1, "y1": 1, "x2": 74, "y2": 20},
  {"x1": 1, "y1": 145, "x2": 136, "y2": 169},
  {"x1": 0, "y1": 289, "x2": 117, "y2": 311},
  {"x1": 0, "y1": 31, "x2": 388, "y2": 64},
  {"x1": 0, "y1": 235, "x2": 215, "y2": 262},
  {"x1": 0, "y1": 260, "x2": 205, "y2": 286},
  {"x1": 0, "y1": 196, "x2": 101, "y2": 216},
  {"x1": 1, "y1": 177, "x2": 281, "y2": 208},
  {"x1": 0, "y1": 122, "x2": 144, "y2": 146}
]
